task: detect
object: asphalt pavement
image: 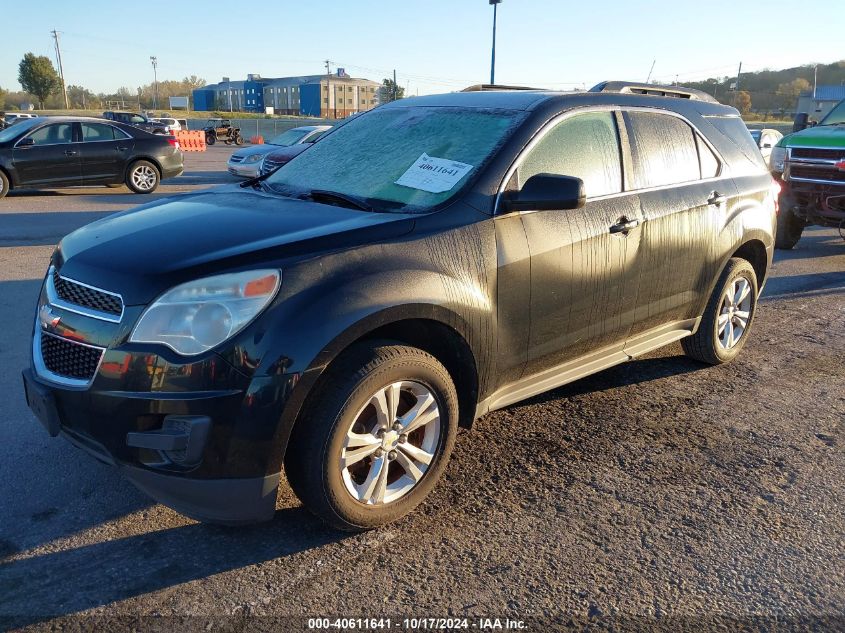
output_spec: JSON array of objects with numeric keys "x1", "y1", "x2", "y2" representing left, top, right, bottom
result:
[{"x1": 0, "y1": 147, "x2": 843, "y2": 632}]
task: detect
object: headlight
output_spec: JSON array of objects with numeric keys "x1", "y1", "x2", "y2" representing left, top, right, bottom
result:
[
  {"x1": 245, "y1": 154, "x2": 264, "y2": 163},
  {"x1": 130, "y1": 270, "x2": 280, "y2": 355},
  {"x1": 770, "y1": 146, "x2": 787, "y2": 173}
]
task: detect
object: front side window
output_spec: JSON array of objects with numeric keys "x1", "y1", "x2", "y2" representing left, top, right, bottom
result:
[
  {"x1": 267, "y1": 106, "x2": 524, "y2": 212},
  {"x1": 26, "y1": 123, "x2": 74, "y2": 145},
  {"x1": 518, "y1": 111, "x2": 622, "y2": 198},
  {"x1": 626, "y1": 111, "x2": 700, "y2": 189}
]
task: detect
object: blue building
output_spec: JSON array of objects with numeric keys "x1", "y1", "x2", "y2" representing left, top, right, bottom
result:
[{"x1": 192, "y1": 72, "x2": 380, "y2": 115}]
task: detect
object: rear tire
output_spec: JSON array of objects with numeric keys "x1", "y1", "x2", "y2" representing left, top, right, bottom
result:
[
  {"x1": 205, "y1": 133, "x2": 215, "y2": 146},
  {"x1": 285, "y1": 342, "x2": 459, "y2": 531},
  {"x1": 125, "y1": 160, "x2": 160, "y2": 194},
  {"x1": 682, "y1": 258, "x2": 758, "y2": 365},
  {"x1": 775, "y1": 198, "x2": 804, "y2": 250},
  {"x1": 0, "y1": 170, "x2": 9, "y2": 199}
]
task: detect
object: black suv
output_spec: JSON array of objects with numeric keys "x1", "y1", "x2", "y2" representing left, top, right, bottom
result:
[
  {"x1": 23, "y1": 83, "x2": 776, "y2": 530},
  {"x1": 102, "y1": 111, "x2": 167, "y2": 135}
]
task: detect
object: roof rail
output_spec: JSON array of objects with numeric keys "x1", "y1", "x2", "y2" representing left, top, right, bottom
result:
[
  {"x1": 589, "y1": 81, "x2": 719, "y2": 104},
  {"x1": 461, "y1": 84, "x2": 541, "y2": 92}
]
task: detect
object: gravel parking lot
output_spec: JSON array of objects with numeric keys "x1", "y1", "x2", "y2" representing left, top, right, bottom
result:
[{"x1": 1, "y1": 146, "x2": 843, "y2": 632}]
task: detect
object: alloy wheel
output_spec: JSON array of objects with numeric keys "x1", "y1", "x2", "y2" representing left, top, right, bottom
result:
[
  {"x1": 130, "y1": 165, "x2": 157, "y2": 191},
  {"x1": 717, "y1": 276, "x2": 752, "y2": 349},
  {"x1": 340, "y1": 380, "x2": 441, "y2": 505}
]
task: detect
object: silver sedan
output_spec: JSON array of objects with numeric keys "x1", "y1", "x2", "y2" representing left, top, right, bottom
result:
[{"x1": 227, "y1": 125, "x2": 332, "y2": 178}]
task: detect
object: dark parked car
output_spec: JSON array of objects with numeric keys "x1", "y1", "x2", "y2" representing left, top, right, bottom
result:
[
  {"x1": 101, "y1": 111, "x2": 168, "y2": 135},
  {"x1": 258, "y1": 142, "x2": 313, "y2": 176},
  {"x1": 22, "y1": 84, "x2": 776, "y2": 530},
  {"x1": 0, "y1": 116, "x2": 184, "y2": 197}
]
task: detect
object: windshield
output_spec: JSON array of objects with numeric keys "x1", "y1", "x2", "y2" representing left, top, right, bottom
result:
[
  {"x1": 819, "y1": 99, "x2": 845, "y2": 125},
  {"x1": 0, "y1": 117, "x2": 40, "y2": 143},
  {"x1": 268, "y1": 128, "x2": 312, "y2": 146},
  {"x1": 265, "y1": 106, "x2": 523, "y2": 212}
]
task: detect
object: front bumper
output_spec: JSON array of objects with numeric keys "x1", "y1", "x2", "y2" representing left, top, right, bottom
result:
[
  {"x1": 227, "y1": 162, "x2": 261, "y2": 178},
  {"x1": 23, "y1": 270, "x2": 298, "y2": 524}
]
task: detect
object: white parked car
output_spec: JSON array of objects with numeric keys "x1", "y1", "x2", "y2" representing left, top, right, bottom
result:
[
  {"x1": 4, "y1": 113, "x2": 39, "y2": 125},
  {"x1": 150, "y1": 117, "x2": 184, "y2": 134},
  {"x1": 748, "y1": 128, "x2": 784, "y2": 167},
  {"x1": 227, "y1": 125, "x2": 331, "y2": 178}
]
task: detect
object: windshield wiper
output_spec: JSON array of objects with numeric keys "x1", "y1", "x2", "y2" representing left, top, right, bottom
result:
[{"x1": 306, "y1": 189, "x2": 374, "y2": 212}]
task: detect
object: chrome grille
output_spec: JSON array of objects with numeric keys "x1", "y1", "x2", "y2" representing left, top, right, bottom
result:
[
  {"x1": 52, "y1": 269, "x2": 123, "y2": 316},
  {"x1": 261, "y1": 159, "x2": 283, "y2": 176},
  {"x1": 790, "y1": 147, "x2": 845, "y2": 161},
  {"x1": 229, "y1": 155, "x2": 245, "y2": 163},
  {"x1": 40, "y1": 332, "x2": 104, "y2": 380},
  {"x1": 790, "y1": 165, "x2": 845, "y2": 183}
]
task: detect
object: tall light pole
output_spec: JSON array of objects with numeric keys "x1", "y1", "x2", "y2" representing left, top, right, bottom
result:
[
  {"x1": 489, "y1": 0, "x2": 502, "y2": 85},
  {"x1": 150, "y1": 56, "x2": 158, "y2": 111}
]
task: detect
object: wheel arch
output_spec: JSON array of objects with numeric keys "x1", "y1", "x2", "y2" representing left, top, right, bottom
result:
[
  {"x1": 271, "y1": 307, "x2": 481, "y2": 476},
  {"x1": 731, "y1": 238, "x2": 768, "y2": 288},
  {"x1": 123, "y1": 155, "x2": 163, "y2": 181}
]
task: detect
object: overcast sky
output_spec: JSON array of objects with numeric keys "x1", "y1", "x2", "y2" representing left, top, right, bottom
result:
[{"x1": 2, "y1": 0, "x2": 843, "y2": 96}]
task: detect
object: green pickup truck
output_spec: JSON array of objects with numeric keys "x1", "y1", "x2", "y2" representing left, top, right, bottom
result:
[{"x1": 770, "y1": 98, "x2": 845, "y2": 248}]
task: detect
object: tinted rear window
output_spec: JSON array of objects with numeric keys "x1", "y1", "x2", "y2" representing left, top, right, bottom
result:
[{"x1": 625, "y1": 111, "x2": 700, "y2": 189}]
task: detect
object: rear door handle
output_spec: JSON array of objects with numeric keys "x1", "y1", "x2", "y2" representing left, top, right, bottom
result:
[
  {"x1": 609, "y1": 218, "x2": 640, "y2": 234},
  {"x1": 707, "y1": 191, "x2": 727, "y2": 206},
  {"x1": 64, "y1": 149, "x2": 77, "y2": 156}
]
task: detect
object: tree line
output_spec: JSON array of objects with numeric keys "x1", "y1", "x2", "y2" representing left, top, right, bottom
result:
[
  {"x1": 1, "y1": 53, "x2": 206, "y2": 112},
  {"x1": 680, "y1": 60, "x2": 845, "y2": 118}
]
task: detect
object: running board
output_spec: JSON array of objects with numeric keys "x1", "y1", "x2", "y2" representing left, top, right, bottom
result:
[{"x1": 475, "y1": 318, "x2": 699, "y2": 418}]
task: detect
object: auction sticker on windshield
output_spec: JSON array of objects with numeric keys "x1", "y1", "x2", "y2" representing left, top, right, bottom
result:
[{"x1": 395, "y1": 153, "x2": 474, "y2": 193}]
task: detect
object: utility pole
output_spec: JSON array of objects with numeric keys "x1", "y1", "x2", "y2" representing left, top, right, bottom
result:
[
  {"x1": 150, "y1": 56, "x2": 158, "y2": 112},
  {"x1": 393, "y1": 69, "x2": 397, "y2": 102},
  {"x1": 646, "y1": 59, "x2": 656, "y2": 84},
  {"x1": 735, "y1": 61, "x2": 742, "y2": 93},
  {"x1": 50, "y1": 29, "x2": 69, "y2": 109},
  {"x1": 489, "y1": 0, "x2": 502, "y2": 85},
  {"x1": 813, "y1": 64, "x2": 818, "y2": 99},
  {"x1": 325, "y1": 59, "x2": 331, "y2": 118}
]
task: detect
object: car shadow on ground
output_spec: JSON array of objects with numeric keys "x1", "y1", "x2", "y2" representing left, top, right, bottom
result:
[{"x1": 0, "y1": 507, "x2": 345, "y2": 629}]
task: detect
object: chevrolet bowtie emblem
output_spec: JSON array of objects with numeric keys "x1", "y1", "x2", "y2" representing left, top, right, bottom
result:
[{"x1": 39, "y1": 304, "x2": 61, "y2": 332}]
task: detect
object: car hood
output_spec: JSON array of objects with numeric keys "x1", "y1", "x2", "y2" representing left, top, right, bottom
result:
[
  {"x1": 229, "y1": 145, "x2": 278, "y2": 160},
  {"x1": 55, "y1": 187, "x2": 416, "y2": 305},
  {"x1": 782, "y1": 125, "x2": 845, "y2": 148}
]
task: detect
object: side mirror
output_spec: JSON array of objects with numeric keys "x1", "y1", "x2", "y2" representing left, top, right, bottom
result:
[
  {"x1": 793, "y1": 113, "x2": 809, "y2": 132},
  {"x1": 17, "y1": 137, "x2": 34, "y2": 147},
  {"x1": 502, "y1": 173, "x2": 585, "y2": 212}
]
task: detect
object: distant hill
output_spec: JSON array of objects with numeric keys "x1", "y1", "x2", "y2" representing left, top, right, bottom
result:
[{"x1": 678, "y1": 60, "x2": 845, "y2": 115}]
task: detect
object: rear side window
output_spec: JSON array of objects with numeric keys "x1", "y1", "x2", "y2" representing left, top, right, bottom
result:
[
  {"x1": 519, "y1": 111, "x2": 622, "y2": 197},
  {"x1": 625, "y1": 111, "x2": 700, "y2": 189},
  {"x1": 82, "y1": 123, "x2": 116, "y2": 141}
]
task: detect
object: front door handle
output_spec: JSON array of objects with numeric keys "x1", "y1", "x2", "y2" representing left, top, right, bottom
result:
[
  {"x1": 64, "y1": 149, "x2": 77, "y2": 156},
  {"x1": 116, "y1": 146, "x2": 128, "y2": 151},
  {"x1": 609, "y1": 217, "x2": 640, "y2": 234},
  {"x1": 707, "y1": 191, "x2": 727, "y2": 206}
]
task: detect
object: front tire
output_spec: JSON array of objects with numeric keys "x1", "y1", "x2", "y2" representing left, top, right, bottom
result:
[
  {"x1": 285, "y1": 342, "x2": 459, "y2": 531},
  {"x1": 205, "y1": 133, "x2": 216, "y2": 146},
  {"x1": 682, "y1": 257, "x2": 758, "y2": 365},
  {"x1": 775, "y1": 206, "x2": 805, "y2": 250},
  {"x1": 126, "y1": 160, "x2": 160, "y2": 194},
  {"x1": 0, "y1": 170, "x2": 9, "y2": 199}
]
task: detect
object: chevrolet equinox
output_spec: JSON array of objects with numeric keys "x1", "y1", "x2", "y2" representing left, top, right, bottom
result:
[{"x1": 23, "y1": 83, "x2": 777, "y2": 530}]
